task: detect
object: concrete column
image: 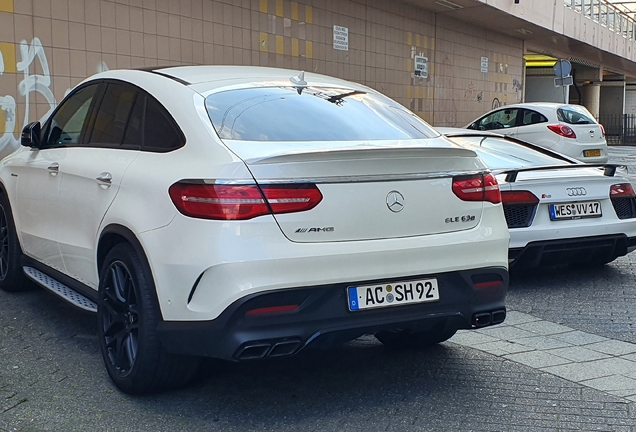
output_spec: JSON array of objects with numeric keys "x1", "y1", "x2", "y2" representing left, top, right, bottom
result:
[{"x1": 581, "y1": 83, "x2": 601, "y2": 117}]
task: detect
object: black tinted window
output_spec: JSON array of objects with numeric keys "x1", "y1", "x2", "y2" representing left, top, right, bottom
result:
[
  {"x1": 521, "y1": 110, "x2": 547, "y2": 126},
  {"x1": 122, "y1": 94, "x2": 145, "y2": 148},
  {"x1": 44, "y1": 84, "x2": 98, "y2": 147},
  {"x1": 557, "y1": 106, "x2": 596, "y2": 125},
  {"x1": 205, "y1": 87, "x2": 438, "y2": 141},
  {"x1": 474, "y1": 108, "x2": 520, "y2": 131},
  {"x1": 143, "y1": 96, "x2": 184, "y2": 151},
  {"x1": 90, "y1": 83, "x2": 138, "y2": 145}
]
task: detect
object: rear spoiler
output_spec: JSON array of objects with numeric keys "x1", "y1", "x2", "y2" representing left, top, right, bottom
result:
[{"x1": 495, "y1": 164, "x2": 626, "y2": 183}]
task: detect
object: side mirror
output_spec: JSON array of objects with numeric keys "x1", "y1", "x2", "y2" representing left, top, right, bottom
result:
[{"x1": 21, "y1": 122, "x2": 41, "y2": 148}]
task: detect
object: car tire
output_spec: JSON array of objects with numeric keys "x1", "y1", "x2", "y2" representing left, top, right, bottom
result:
[
  {"x1": 97, "y1": 243, "x2": 200, "y2": 394},
  {"x1": 0, "y1": 193, "x2": 30, "y2": 293},
  {"x1": 375, "y1": 322, "x2": 457, "y2": 349}
]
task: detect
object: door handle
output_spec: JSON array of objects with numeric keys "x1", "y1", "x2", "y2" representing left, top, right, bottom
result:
[
  {"x1": 95, "y1": 172, "x2": 112, "y2": 188},
  {"x1": 47, "y1": 163, "x2": 59, "y2": 176}
]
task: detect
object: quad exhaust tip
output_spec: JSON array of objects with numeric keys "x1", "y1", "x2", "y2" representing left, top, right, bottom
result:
[
  {"x1": 234, "y1": 339, "x2": 302, "y2": 360},
  {"x1": 473, "y1": 309, "x2": 506, "y2": 328}
]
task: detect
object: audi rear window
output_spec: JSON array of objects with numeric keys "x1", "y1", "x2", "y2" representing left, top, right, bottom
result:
[
  {"x1": 447, "y1": 136, "x2": 572, "y2": 170},
  {"x1": 205, "y1": 87, "x2": 438, "y2": 141},
  {"x1": 557, "y1": 106, "x2": 596, "y2": 125}
]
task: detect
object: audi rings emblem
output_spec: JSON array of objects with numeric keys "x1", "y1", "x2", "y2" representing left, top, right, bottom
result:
[
  {"x1": 386, "y1": 190, "x2": 405, "y2": 212},
  {"x1": 566, "y1": 187, "x2": 587, "y2": 197}
]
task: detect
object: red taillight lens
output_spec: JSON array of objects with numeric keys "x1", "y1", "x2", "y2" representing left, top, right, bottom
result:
[
  {"x1": 260, "y1": 184, "x2": 323, "y2": 214},
  {"x1": 547, "y1": 124, "x2": 576, "y2": 139},
  {"x1": 452, "y1": 173, "x2": 501, "y2": 204},
  {"x1": 610, "y1": 183, "x2": 636, "y2": 199},
  {"x1": 501, "y1": 190, "x2": 539, "y2": 205},
  {"x1": 600, "y1": 124, "x2": 606, "y2": 138},
  {"x1": 168, "y1": 183, "x2": 322, "y2": 220}
]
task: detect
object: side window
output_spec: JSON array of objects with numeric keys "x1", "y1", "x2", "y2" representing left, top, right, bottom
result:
[
  {"x1": 521, "y1": 109, "x2": 547, "y2": 126},
  {"x1": 477, "y1": 109, "x2": 520, "y2": 130},
  {"x1": 44, "y1": 84, "x2": 99, "y2": 147},
  {"x1": 89, "y1": 83, "x2": 139, "y2": 146},
  {"x1": 143, "y1": 96, "x2": 185, "y2": 152},
  {"x1": 122, "y1": 93, "x2": 145, "y2": 148}
]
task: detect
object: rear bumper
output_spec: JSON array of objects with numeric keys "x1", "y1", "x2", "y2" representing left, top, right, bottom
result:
[
  {"x1": 157, "y1": 266, "x2": 508, "y2": 361},
  {"x1": 509, "y1": 234, "x2": 636, "y2": 269}
]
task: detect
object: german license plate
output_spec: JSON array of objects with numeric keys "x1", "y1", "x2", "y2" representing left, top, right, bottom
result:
[
  {"x1": 549, "y1": 201, "x2": 602, "y2": 220},
  {"x1": 347, "y1": 278, "x2": 439, "y2": 311},
  {"x1": 584, "y1": 149, "x2": 601, "y2": 157}
]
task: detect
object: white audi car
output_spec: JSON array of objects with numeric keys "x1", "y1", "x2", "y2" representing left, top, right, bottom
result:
[
  {"x1": 465, "y1": 102, "x2": 608, "y2": 164},
  {"x1": 0, "y1": 66, "x2": 509, "y2": 394},
  {"x1": 440, "y1": 128, "x2": 636, "y2": 269}
]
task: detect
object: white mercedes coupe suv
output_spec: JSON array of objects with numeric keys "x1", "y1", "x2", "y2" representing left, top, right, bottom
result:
[{"x1": 0, "y1": 66, "x2": 509, "y2": 394}]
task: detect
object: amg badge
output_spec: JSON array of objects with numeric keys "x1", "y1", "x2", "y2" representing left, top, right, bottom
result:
[{"x1": 295, "y1": 227, "x2": 335, "y2": 233}]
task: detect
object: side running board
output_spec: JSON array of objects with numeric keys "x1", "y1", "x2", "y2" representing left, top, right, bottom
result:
[{"x1": 23, "y1": 266, "x2": 97, "y2": 313}]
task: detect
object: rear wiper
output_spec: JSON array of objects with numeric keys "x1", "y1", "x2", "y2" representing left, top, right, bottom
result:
[{"x1": 326, "y1": 90, "x2": 365, "y2": 105}]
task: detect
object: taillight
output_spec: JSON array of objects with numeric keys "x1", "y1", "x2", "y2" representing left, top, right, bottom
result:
[
  {"x1": 501, "y1": 190, "x2": 539, "y2": 205},
  {"x1": 547, "y1": 124, "x2": 576, "y2": 139},
  {"x1": 452, "y1": 173, "x2": 501, "y2": 204},
  {"x1": 599, "y1": 124, "x2": 606, "y2": 138},
  {"x1": 610, "y1": 183, "x2": 636, "y2": 199},
  {"x1": 168, "y1": 182, "x2": 322, "y2": 220},
  {"x1": 260, "y1": 184, "x2": 323, "y2": 214}
]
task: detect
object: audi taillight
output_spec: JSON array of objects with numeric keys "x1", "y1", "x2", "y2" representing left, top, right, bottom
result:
[
  {"x1": 168, "y1": 182, "x2": 323, "y2": 220},
  {"x1": 610, "y1": 183, "x2": 636, "y2": 199},
  {"x1": 452, "y1": 173, "x2": 501, "y2": 204},
  {"x1": 547, "y1": 124, "x2": 576, "y2": 139},
  {"x1": 501, "y1": 190, "x2": 539, "y2": 205}
]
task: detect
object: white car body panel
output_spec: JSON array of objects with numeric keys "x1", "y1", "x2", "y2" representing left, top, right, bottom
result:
[
  {"x1": 57, "y1": 148, "x2": 140, "y2": 288},
  {"x1": 140, "y1": 203, "x2": 508, "y2": 321},
  {"x1": 8, "y1": 148, "x2": 66, "y2": 273}
]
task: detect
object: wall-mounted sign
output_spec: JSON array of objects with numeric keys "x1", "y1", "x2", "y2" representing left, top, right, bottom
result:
[
  {"x1": 481, "y1": 57, "x2": 488, "y2": 73},
  {"x1": 333, "y1": 25, "x2": 349, "y2": 51},
  {"x1": 414, "y1": 56, "x2": 428, "y2": 78}
]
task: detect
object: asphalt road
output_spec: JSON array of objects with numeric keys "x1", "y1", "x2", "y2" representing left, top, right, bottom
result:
[{"x1": 2, "y1": 147, "x2": 636, "y2": 431}]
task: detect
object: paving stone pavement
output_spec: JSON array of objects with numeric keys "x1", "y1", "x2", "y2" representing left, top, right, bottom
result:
[{"x1": 451, "y1": 311, "x2": 636, "y2": 403}]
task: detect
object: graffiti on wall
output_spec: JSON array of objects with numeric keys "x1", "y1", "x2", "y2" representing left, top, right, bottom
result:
[{"x1": 0, "y1": 38, "x2": 108, "y2": 159}]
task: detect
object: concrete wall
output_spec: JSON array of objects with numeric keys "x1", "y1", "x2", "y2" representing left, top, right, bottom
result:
[
  {"x1": 525, "y1": 76, "x2": 568, "y2": 103},
  {"x1": 600, "y1": 85, "x2": 625, "y2": 116},
  {"x1": 0, "y1": 0, "x2": 525, "y2": 156}
]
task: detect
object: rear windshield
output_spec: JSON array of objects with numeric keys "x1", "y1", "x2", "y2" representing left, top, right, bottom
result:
[
  {"x1": 446, "y1": 135, "x2": 572, "y2": 170},
  {"x1": 557, "y1": 106, "x2": 596, "y2": 125},
  {"x1": 205, "y1": 86, "x2": 438, "y2": 141}
]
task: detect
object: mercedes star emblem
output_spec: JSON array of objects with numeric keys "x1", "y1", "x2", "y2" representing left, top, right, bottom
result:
[{"x1": 386, "y1": 191, "x2": 405, "y2": 212}]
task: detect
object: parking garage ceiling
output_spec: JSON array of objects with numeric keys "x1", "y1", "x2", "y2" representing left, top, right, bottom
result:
[{"x1": 400, "y1": 0, "x2": 636, "y2": 79}]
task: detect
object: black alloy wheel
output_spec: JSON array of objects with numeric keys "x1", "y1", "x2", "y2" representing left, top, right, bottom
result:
[
  {"x1": 97, "y1": 243, "x2": 200, "y2": 394},
  {"x1": 101, "y1": 260, "x2": 139, "y2": 377},
  {"x1": 0, "y1": 194, "x2": 29, "y2": 292},
  {"x1": 0, "y1": 205, "x2": 9, "y2": 281}
]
